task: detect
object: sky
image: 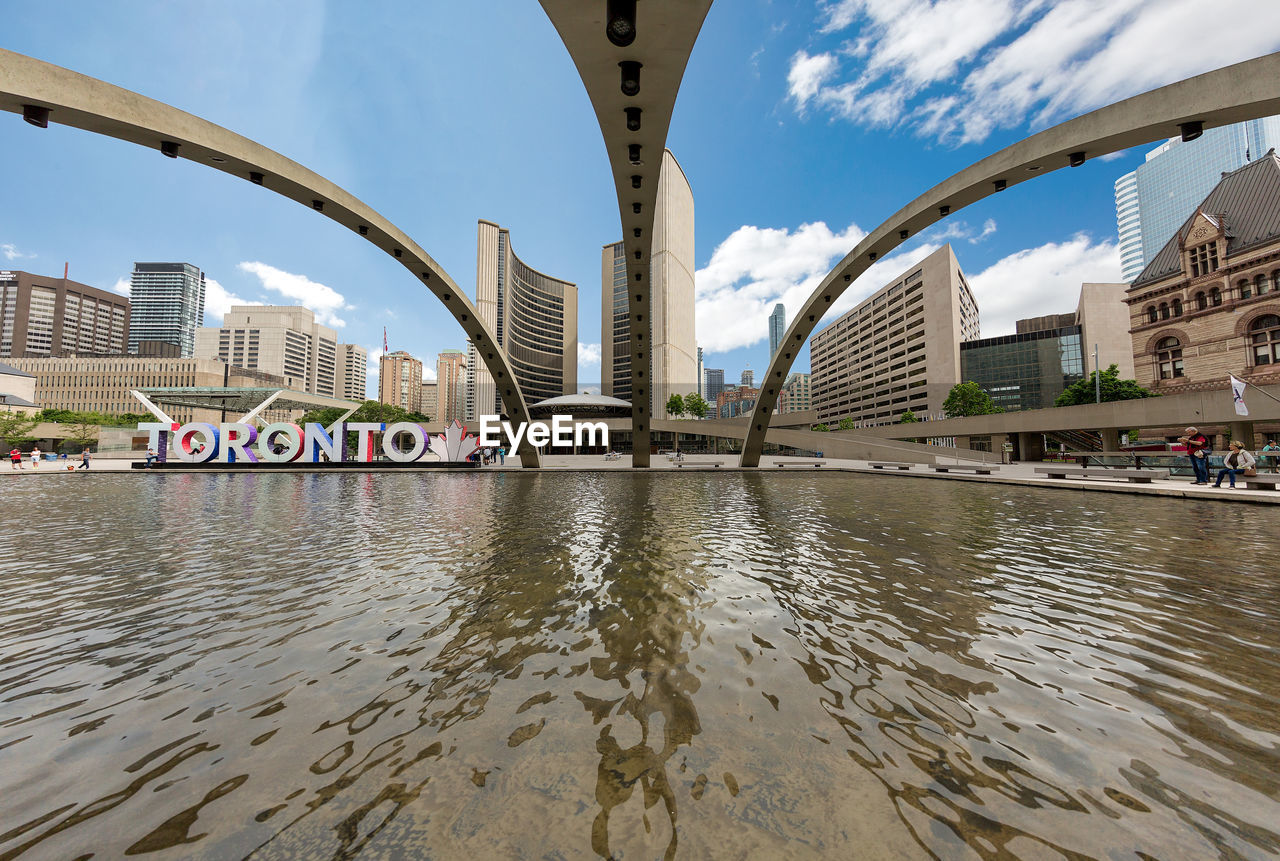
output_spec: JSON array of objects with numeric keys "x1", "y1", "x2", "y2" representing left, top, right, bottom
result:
[{"x1": 3, "y1": 1, "x2": 1279, "y2": 397}]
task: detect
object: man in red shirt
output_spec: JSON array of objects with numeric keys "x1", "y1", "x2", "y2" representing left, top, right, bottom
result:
[{"x1": 1178, "y1": 426, "x2": 1210, "y2": 485}]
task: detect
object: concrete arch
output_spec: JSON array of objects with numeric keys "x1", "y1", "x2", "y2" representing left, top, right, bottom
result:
[
  {"x1": 740, "y1": 51, "x2": 1280, "y2": 466},
  {"x1": 0, "y1": 47, "x2": 542, "y2": 468},
  {"x1": 539, "y1": 0, "x2": 712, "y2": 467}
]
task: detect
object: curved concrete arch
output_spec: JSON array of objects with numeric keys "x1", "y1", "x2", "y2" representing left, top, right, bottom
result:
[
  {"x1": 539, "y1": 0, "x2": 712, "y2": 466},
  {"x1": 740, "y1": 51, "x2": 1280, "y2": 466},
  {"x1": 0, "y1": 47, "x2": 542, "y2": 468}
]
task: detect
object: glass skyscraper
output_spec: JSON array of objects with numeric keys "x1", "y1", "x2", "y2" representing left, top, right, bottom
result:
[
  {"x1": 128, "y1": 262, "x2": 206, "y2": 357},
  {"x1": 1114, "y1": 117, "x2": 1280, "y2": 281},
  {"x1": 768, "y1": 303, "x2": 785, "y2": 359},
  {"x1": 960, "y1": 327, "x2": 1084, "y2": 412}
]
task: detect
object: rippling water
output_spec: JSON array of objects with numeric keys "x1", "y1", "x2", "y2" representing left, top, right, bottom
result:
[{"x1": 1, "y1": 473, "x2": 1278, "y2": 859}]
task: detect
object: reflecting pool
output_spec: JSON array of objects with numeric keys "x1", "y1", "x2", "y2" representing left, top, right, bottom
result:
[{"x1": 1, "y1": 473, "x2": 1278, "y2": 859}]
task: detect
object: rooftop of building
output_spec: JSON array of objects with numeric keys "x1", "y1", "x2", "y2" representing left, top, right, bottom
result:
[
  {"x1": 0, "y1": 362, "x2": 35, "y2": 378},
  {"x1": 1132, "y1": 148, "x2": 1280, "y2": 287}
]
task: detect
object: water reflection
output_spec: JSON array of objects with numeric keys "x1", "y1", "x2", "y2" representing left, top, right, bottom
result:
[{"x1": 0, "y1": 474, "x2": 1278, "y2": 858}]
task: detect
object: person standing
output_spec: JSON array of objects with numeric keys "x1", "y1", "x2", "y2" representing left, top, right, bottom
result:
[
  {"x1": 9, "y1": 448, "x2": 22, "y2": 469},
  {"x1": 1262, "y1": 439, "x2": 1279, "y2": 473},
  {"x1": 1177, "y1": 426, "x2": 1210, "y2": 485},
  {"x1": 78, "y1": 448, "x2": 91, "y2": 470},
  {"x1": 30, "y1": 445, "x2": 41, "y2": 470},
  {"x1": 498, "y1": 447, "x2": 506, "y2": 465},
  {"x1": 1213, "y1": 441, "x2": 1256, "y2": 488}
]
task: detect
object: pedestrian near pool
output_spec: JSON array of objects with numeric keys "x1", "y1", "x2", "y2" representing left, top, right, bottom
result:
[
  {"x1": 1263, "y1": 439, "x2": 1279, "y2": 473},
  {"x1": 498, "y1": 446, "x2": 506, "y2": 465},
  {"x1": 1213, "y1": 441, "x2": 1256, "y2": 489},
  {"x1": 79, "y1": 448, "x2": 91, "y2": 470},
  {"x1": 144, "y1": 447, "x2": 158, "y2": 469},
  {"x1": 9, "y1": 447, "x2": 22, "y2": 469},
  {"x1": 1177, "y1": 426, "x2": 1210, "y2": 484},
  {"x1": 30, "y1": 445, "x2": 41, "y2": 469}
]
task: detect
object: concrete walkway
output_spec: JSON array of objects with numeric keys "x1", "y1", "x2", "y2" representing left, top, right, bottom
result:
[{"x1": 6, "y1": 454, "x2": 1279, "y2": 504}]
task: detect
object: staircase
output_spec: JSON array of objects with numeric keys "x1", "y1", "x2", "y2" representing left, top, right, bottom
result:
[{"x1": 1044, "y1": 429, "x2": 1102, "y2": 453}]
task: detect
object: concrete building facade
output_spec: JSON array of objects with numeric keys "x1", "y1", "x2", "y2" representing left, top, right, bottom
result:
[
  {"x1": 195, "y1": 306, "x2": 343, "y2": 397},
  {"x1": 128, "y1": 262, "x2": 205, "y2": 357},
  {"x1": 437, "y1": 349, "x2": 467, "y2": 423},
  {"x1": 1127, "y1": 150, "x2": 1280, "y2": 396},
  {"x1": 811, "y1": 244, "x2": 979, "y2": 426},
  {"x1": 6, "y1": 356, "x2": 285, "y2": 422},
  {"x1": 471, "y1": 220, "x2": 577, "y2": 419},
  {"x1": 601, "y1": 149, "x2": 696, "y2": 411},
  {"x1": 337, "y1": 343, "x2": 368, "y2": 402},
  {"x1": 378, "y1": 350, "x2": 423, "y2": 413},
  {"x1": 0, "y1": 269, "x2": 129, "y2": 358},
  {"x1": 420, "y1": 381, "x2": 438, "y2": 421},
  {"x1": 1115, "y1": 117, "x2": 1280, "y2": 281}
]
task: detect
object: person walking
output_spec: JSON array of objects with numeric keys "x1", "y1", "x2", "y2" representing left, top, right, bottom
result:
[
  {"x1": 1262, "y1": 439, "x2": 1279, "y2": 473},
  {"x1": 1213, "y1": 441, "x2": 1256, "y2": 488},
  {"x1": 9, "y1": 448, "x2": 22, "y2": 469},
  {"x1": 1177, "y1": 426, "x2": 1210, "y2": 485},
  {"x1": 78, "y1": 448, "x2": 91, "y2": 470},
  {"x1": 30, "y1": 445, "x2": 41, "y2": 470}
]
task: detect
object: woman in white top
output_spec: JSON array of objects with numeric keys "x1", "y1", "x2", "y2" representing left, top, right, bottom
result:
[
  {"x1": 30, "y1": 446, "x2": 41, "y2": 469},
  {"x1": 1213, "y1": 440, "x2": 1256, "y2": 488}
]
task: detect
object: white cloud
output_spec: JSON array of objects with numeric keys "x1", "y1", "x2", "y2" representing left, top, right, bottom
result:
[
  {"x1": 203, "y1": 277, "x2": 260, "y2": 324},
  {"x1": 237, "y1": 261, "x2": 352, "y2": 328},
  {"x1": 2, "y1": 243, "x2": 35, "y2": 262},
  {"x1": 111, "y1": 277, "x2": 131, "y2": 298},
  {"x1": 696, "y1": 219, "x2": 945, "y2": 353},
  {"x1": 578, "y1": 342, "x2": 601, "y2": 367},
  {"x1": 422, "y1": 364, "x2": 438, "y2": 382},
  {"x1": 968, "y1": 233, "x2": 1121, "y2": 335},
  {"x1": 795, "y1": 0, "x2": 1280, "y2": 145}
]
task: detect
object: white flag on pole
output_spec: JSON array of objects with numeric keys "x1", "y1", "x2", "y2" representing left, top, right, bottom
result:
[{"x1": 1229, "y1": 374, "x2": 1249, "y2": 416}]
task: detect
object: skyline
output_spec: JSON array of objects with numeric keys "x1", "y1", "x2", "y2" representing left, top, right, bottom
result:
[{"x1": 3, "y1": 2, "x2": 1280, "y2": 399}]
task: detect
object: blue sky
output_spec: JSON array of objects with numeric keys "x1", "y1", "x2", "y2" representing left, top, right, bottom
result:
[{"x1": 3, "y1": 1, "x2": 1279, "y2": 396}]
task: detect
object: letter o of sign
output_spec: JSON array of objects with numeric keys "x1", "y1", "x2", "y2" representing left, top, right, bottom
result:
[
  {"x1": 175, "y1": 423, "x2": 218, "y2": 463},
  {"x1": 258, "y1": 423, "x2": 304, "y2": 462},
  {"x1": 383, "y1": 422, "x2": 428, "y2": 462}
]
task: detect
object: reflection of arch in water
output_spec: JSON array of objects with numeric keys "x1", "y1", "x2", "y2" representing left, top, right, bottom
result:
[
  {"x1": 0, "y1": 47, "x2": 541, "y2": 468},
  {"x1": 740, "y1": 52, "x2": 1280, "y2": 466}
]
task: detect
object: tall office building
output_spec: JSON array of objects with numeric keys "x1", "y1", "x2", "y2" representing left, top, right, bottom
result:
[
  {"x1": 703, "y1": 367, "x2": 724, "y2": 404},
  {"x1": 778, "y1": 372, "x2": 811, "y2": 414},
  {"x1": 768, "y1": 303, "x2": 786, "y2": 359},
  {"x1": 811, "y1": 244, "x2": 979, "y2": 425},
  {"x1": 128, "y1": 262, "x2": 206, "y2": 356},
  {"x1": 601, "y1": 149, "x2": 697, "y2": 410},
  {"x1": 379, "y1": 351, "x2": 423, "y2": 412},
  {"x1": 0, "y1": 269, "x2": 129, "y2": 358},
  {"x1": 469, "y1": 220, "x2": 577, "y2": 419},
  {"x1": 437, "y1": 349, "x2": 467, "y2": 423},
  {"x1": 195, "y1": 306, "x2": 348, "y2": 396},
  {"x1": 1114, "y1": 117, "x2": 1280, "y2": 281},
  {"x1": 420, "y1": 381, "x2": 438, "y2": 421},
  {"x1": 337, "y1": 343, "x2": 368, "y2": 401},
  {"x1": 740, "y1": 369, "x2": 754, "y2": 387}
]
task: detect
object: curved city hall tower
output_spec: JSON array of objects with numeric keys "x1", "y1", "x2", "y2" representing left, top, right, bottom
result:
[
  {"x1": 602, "y1": 149, "x2": 695, "y2": 415},
  {"x1": 468, "y1": 220, "x2": 577, "y2": 420}
]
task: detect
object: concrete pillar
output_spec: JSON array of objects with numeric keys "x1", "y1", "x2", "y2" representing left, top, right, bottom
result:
[
  {"x1": 1099, "y1": 428, "x2": 1122, "y2": 451},
  {"x1": 1017, "y1": 431, "x2": 1045, "y2": 462},
  {"x1": 954, "y1": 435, "x2": 970, "y2": 451},
  {"x1": 1228, "y1": 420, "x2": 1255, "y2": 448}
]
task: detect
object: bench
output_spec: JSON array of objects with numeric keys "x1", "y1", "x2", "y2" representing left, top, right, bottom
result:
[
  {"x1": 868, "y1": 461, "x2": 914, "y2": 470},
  {"x1": 931, "y1": 464, "x2": 999, "y2": 475},
  {"x1": 675, "y1": 460, "x2": 724, "y2": 468},
  {"x1": 1036, "y1": 466, "x2": 1164, "y2": 484},
  {"x1": 1241, "y1": 474, "x2": 1280, "y2": 491},
  {"x1": 773, "y1": 461, "x2": 827, "y2": 468}
]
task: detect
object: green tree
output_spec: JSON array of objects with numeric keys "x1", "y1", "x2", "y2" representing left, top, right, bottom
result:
[
  {"x1": 838, "y1": 417, "x2": 855, "y2": 430},
  {"x1": 65, "y1": 418, "x2": 100, "y2": 451},
  {"x1": 0, "y1": 410, "x2": 40, "y2": 447},
  {"x1": 812, "y1": 423, "x2": 830, "y2": 432},
  {"x1": 1054, "y1": 364, "x2": 1157, "y2": 407},
  {"x1": 665, "y1": 393, "x2": 685, "y2": 419},
  {"x1": 683, "y1": 392, "x2": 709, "y2": 420},
  {"x1": 899, "y1": 409, "x2": 919, "y2": 423},
  {"x1": 943, "y1": 381, "x2": 1004, "y2": 417}
]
